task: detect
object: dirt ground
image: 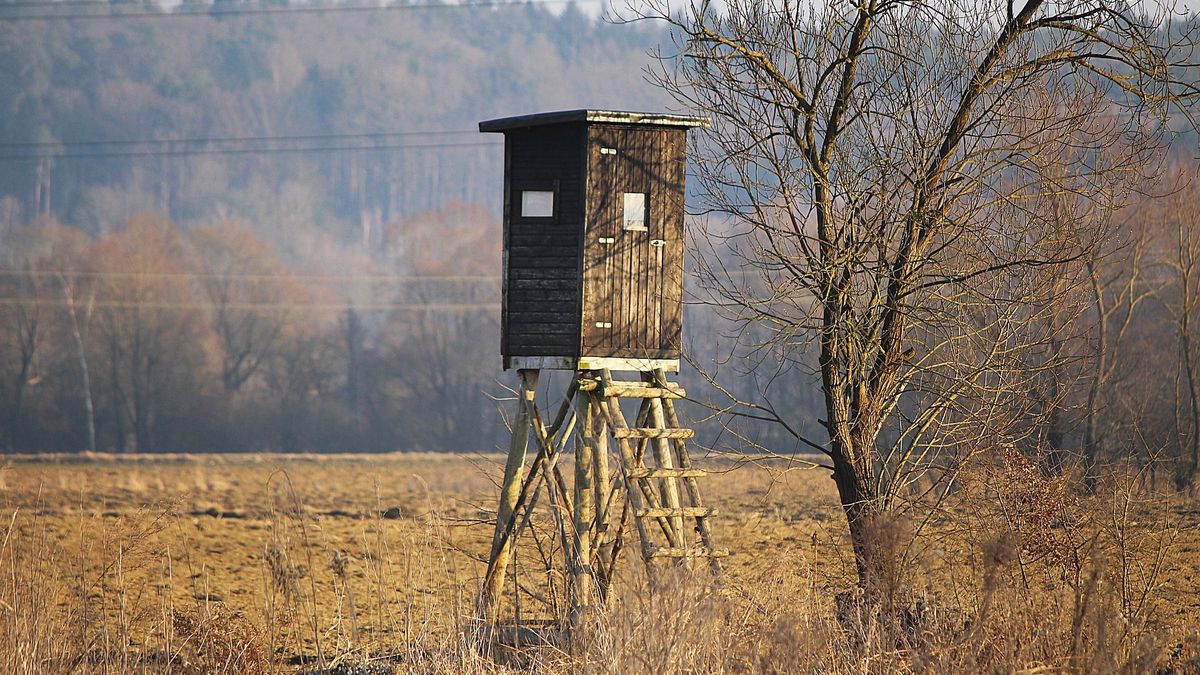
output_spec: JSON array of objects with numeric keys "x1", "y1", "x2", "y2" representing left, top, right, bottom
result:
[{"x1": 1, "y1": 452, "x2": 1197, "y2": 671}]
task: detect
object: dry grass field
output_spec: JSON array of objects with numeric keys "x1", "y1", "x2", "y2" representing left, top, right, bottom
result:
[{"x1": 0, "y1": 452, "x2": 1197, "y2": 673}]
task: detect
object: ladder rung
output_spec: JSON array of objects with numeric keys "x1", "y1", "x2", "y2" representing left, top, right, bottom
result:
[
  {"x1": 636, "y1": 507, "x2": 717, "y2": 518},
  {"x1": 627, "y1": 468, "x2": 707, "y2": 479},
  {"x1": 578, "y1": 379, "x2": 686, "y2": 399},
  {"x1": 647, "y1": 546, "x2": 730, "y2": 559},
  {"x1": 608, "y1": 385, "x2": 685, "y2": 399},
  {"x1": 613, "y1": 427, "x2": 694, "y2": 439}
]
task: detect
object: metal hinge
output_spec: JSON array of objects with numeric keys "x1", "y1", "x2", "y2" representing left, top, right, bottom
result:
[
  {"x1": 600, "y1": 147, "x2": 617, "y2": 155},
  {"x1": 595, "y1": 321, "x2": 613, "y2": 329},
  {"x1": 598, "y1": 237, "x2": 615, "y2": 244},
  {"x1": 650, "y1": 239, "x2": 666, "y2": 247}
]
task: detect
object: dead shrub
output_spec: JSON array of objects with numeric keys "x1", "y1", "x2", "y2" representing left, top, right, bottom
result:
[{"x1": 171, "y1": 604, "x2": 270, "y2": 675}]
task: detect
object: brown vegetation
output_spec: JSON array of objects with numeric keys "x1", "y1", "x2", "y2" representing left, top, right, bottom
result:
[{"x1": 0, "y1": 453, "x2": 1195, "y2": 673}]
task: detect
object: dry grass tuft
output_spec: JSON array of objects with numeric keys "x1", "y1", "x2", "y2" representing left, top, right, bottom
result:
[{"x1": 171, "y1": 604, "x2": 271, "y2": 675}]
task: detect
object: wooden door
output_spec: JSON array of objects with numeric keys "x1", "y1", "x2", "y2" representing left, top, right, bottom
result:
[{"x1": 583, "y1": 126, "x2": 682, "y2": 359}]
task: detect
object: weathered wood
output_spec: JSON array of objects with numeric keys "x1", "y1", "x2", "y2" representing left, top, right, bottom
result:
[
  {"x1": 577, "y1": 378, "x2": 685, "y2": 398},
  {"x1": 611, "y1": 427, "x2": 694, "y2": 439},
  {"x1": 626, "y1": 468, "x2": 707, "y2": 479},
  {"x1": 510, "y1": 267, "x2": 579, "y2": 279},
  {"x1": 572, "y1": 388, "x2": 596, "y2": 619},
  {"x1": 508, "y1": 323, "x2": 578, "y2": 336},
  {"x1": 597, "y1": 396, "x2": 656, "y2": 564},
  {"x1": 499, "y1": 122, "x2": 585, "y2": 365},
  {"x1": 509, "y1": 279, "x2": 578, "y2": 291},
  {"x1": 655, "y1": 368, "x2": 723, "y2": 574},
  {"x1": 481, "y1": 374, "x2": 580, "y2": 620},
  {"x1": 481, "y1": 369, "x2": 539, "y2": 619},
  {"x1": 596, "y1": 370, "x2": 683, "y2": 551},
  {"x1": 509, "y1": 233, "x2": 580, "y2": 247},
  {"x1": 577, "y1": 124, "x2": 687, "y2": 361},
  {"x1": 647, "y1": 394, "x2": 685, "y2": 549},
  {"x1": 491, "y1": 113, "x2": 699, "y2": 370},
  {"x1": 489, "y1": 622, "x2": 564, "y2": 648},
  {"x1": 591, "y1": 393, "x2": 613, "y2": 595},
  {"x1": 635, "y1": 507, "x2": 718, "y2": 518},
  {"x1": 648, "y1": 546, "x2": 730, "y2": 559}
]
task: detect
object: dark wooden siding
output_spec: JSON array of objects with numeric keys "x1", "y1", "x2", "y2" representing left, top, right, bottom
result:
[
  {"x1": 581, "y1": 125, "x2": 686, "y2": 360},
  {"x1": 502, "y1": 123, "x2": 586, "y2": 358}
]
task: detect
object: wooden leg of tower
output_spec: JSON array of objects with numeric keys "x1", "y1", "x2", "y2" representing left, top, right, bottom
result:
[
  {"x1": 592, "y1": 395, "x2": 614, "y2": 599},
  {"x1": 481, "y1": 368, "x2": 538, "y2": 620},
  {"x1": 571, "y1": 387, "x2": 596, "y2": 620}
]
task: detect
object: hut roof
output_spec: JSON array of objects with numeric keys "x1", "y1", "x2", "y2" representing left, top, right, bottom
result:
[{"x1": 479, "y1": 109, "x2": 709, "y2": 133}]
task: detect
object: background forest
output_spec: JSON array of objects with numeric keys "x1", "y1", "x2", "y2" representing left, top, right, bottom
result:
[
  {"x1": 0, "y1": 0, "x2": 1198, "y2": 496},
  {"x1": 0, "y1": 0, "x2": 677, "y2": 454}
]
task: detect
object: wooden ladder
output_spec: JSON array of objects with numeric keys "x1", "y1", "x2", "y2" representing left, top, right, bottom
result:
[{"x1": 582, "y1": 368, "x2": 727, "y2": 573}]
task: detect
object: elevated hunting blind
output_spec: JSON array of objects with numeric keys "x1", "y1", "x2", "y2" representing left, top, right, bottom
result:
[
  {"x1": 479, "y1": 109, "x2": 708, "y2": 372},
  {"x1": 477, "y1": 110, "x2": 725, "y2": 646}
]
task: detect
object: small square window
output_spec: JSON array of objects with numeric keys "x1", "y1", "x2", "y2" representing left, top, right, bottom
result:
[
  {"x1": 521, "y1": 191, "x2": 555, "y2": 218},
  {"x1": 623, "y1": 192, "x2": 647, "y2": 231}
]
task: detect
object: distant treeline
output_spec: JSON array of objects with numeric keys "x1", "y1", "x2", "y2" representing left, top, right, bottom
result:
[
  {"x1": 0, "y1": 1, "x2": 678, "y2": 452},
  {"x1": 0, "y1": 1, "x2": 669, "y2": 245},
  {"x1": 0, "y1": 207, "x2": 510, "y2": 452},
  {"x1": 4, "y1": 0, "x2": 1200, "y2": 483}
]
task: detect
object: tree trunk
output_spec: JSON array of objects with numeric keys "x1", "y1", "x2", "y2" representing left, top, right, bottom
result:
[
  {"x1": 829, "y1": 436, "x2": 884, "y2": 589},
  {"x1": 61, "y1": 279, "x2": 96, "y2": 452}
]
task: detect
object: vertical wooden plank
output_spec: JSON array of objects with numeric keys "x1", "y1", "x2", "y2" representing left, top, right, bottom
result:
[
  {"x1": 661, "y1": 128, "x2": 686, "y2": 358},
  {"x1": 584, "y1": 125, "x2": 626, "y2": 358},
  {"x1": 575, "y1": 126, "x2": 590, "y2": 362},
  {"x1": 605, "y1": 128, "x2": 620, "y2": 356},
  {"x1": 617, "y1": 127, "x2": 633, "y2": 356},
  {"x1": 635, "y1": 128, "x2": 650, "y2": 353},
  {"x1": 582, "y1": 129, "x2": 599, "y2": 357},
  {"x1": 649, "y1": 128, "x2": 665, "y2": 352}
]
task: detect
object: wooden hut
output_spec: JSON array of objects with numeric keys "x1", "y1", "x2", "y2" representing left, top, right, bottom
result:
[
  {"x1": 479, "y1": 109, "x2": 708, "y2": 372},
  {"x1": 477, "y1": 110, "x2": 724, "y2": 631}
]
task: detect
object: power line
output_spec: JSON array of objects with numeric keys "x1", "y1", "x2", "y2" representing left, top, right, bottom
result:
[
  {"x1": 0, "y1": 139, "x2": 500, "y2": 161},
  {"x1": 0, "y1": 269, "x2": 500, "y2": 282},
  {"x1": 0, "y1": 297, "x2": 499, "y2": 311},
  {"x1": 0, "y1": 128, "x2": 477, "y2": 149},
  {"x1": 0, "y1": 0, "x2": 599, "y2": 22}
]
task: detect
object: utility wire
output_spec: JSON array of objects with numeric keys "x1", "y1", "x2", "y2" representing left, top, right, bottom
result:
[
  {"x1": 0, "y1": 269, "x2": 500, "y2": 282},
  {"x1": 0, "y1": 139, "x2": 500, "y2": 161},
  {"x1": 0, "y1": 128, "x2": 477, "y2": 149},
  {"x1": 0, "y1": 297, "x2": 499, "y2": 311},
  {"x1": 0, "y1": 0, "x2": 600, "y2": 21}
]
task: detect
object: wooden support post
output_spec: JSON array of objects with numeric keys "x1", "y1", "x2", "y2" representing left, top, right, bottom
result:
[
  {"x1": 592, "y1": 394, "x2": 613, "y2": 592},
  {"x1": 655, "y1": 369, "x2": 722, "y2": 574},
  {"x1": 648, "y1": 394, "x2": 685, "y2": 549},
  {"x1": 481, "y1": 369, "x2": 538, "y2": 619},
  {"x1": 571, "y1": 387, "x2": 596, "y2": 619}
]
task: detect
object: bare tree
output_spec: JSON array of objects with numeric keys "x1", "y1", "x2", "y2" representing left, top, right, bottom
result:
[
  {"x1": 189, "y1": 221, "x2": 302, "y2": 393},
  {"x1": 90, "y1": 215, "x2": 212, "y2": 452},
  {"x1": 47, "y1": 225, "x2": 99, "y2": 453},
  {"x1": 0, "y1": 259, "x2": 42, "y2": 452},
  {"x1": 1080, "y1": 216, "x2": 1158, "y2": 486},
  {"x1": 640, "y1": 0, "x2": 1198, "y2": 584},
  {"x1": 1154, "y1": 176, "x2": 1200, "y2": 489}
]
